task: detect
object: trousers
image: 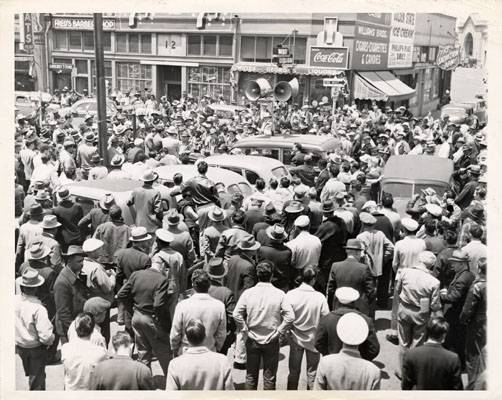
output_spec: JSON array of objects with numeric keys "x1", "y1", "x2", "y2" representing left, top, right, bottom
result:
[
  {"x1": 132, "y1": 310, "x2": 172, "y2": 375},
  {"x1": 245, "y1": 337, "x2": 280, "y2": 390},
  {"x1": 16, "y1": 345, "x2": 48, "y2": 390},
  {"x1": 287, "y1": 340, "x2": 320, "y2": 390}
]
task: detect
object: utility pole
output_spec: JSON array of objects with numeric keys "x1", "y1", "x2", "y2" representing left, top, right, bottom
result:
[{"x1": 93, "y1": 13, "x2": 109, "y2": 166}]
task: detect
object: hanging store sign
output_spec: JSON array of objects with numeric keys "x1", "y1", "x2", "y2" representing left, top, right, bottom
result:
[
  {"x1": 49, "y1": 63, "x2": 73, "y2": 71},
  {"x1": 52, "y1": 16, "x2": 116, "y2": 30},
  {"x1": 352, "y1": 14, "x2": 391, "y2": 70},
  {"x1": 387, "y1": 13, "x2": 416, "y2": 69},
  {"x1": 308, "y1": 46, "x2": 349, "y2": 69},
  {"x1": 436, "y1": 45, "x2": 460, "y2": 70}
]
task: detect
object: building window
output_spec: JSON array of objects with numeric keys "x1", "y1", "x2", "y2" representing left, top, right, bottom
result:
[
  {"x1": 188, "y1": 66, "x2": 231, "y2": 102},
  {"x1": 116, "y1": 33, "x2": 127, "y2": 53},
  {"x1": 91, "y1": 60, "x2": 113, "y2": 93},
  {"x1": 188, "y1": 34, "x2": 202, "y2": 55},
  {"x1": 255, "y1": 37, "x2": 272, "y2": 62},
  {"x1": 141, "y1": 34, "x2": 152, "y2": 54},
  {"x1": 219, "y1": 35, "x2": 233, "y2": 57},
  {"x1": 75, "y1": 59, "x2": 88, "y2": 74},
  {"x1": 293, "y1": 37, "x2": 307, "y2": 64},
  {"x1": 116, "y1": 62, "x2": 152, "y2": 93},
  {"x1": 75, "y1": 76, "x2": 88, "y2": 93},
  {"x1": 82, "y1": 32, "x2": 94, "y2": 51},
  {"x1": 103, "y1": 32, "x2": 111, "y2": 52},
  {"x1": 203, "y1": 35, "x2": 217, "y2": 56},
  {"x1": 241, "y1": 36, "x2": 255, "y2": 61},
  {"x1": 54, "y1": 31, "x2": 68, "y2": 50},
  {"x1": 129, "y1": 33, "x2": 139, "y2": 53},
  {"x1": 69, "y1": 31, "x2": 82, "y2": 50},
  {"x1": 240, "y1": 36, "x2": 306, "y2": 64}
]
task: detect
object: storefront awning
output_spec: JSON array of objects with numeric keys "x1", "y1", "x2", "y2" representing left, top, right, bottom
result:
[
  {"x1": 354, "y1": 71, "x2": 415, "y2": 102},
  {"x1": 231, "y1": 62, "x2": 345, "y2": 77}
]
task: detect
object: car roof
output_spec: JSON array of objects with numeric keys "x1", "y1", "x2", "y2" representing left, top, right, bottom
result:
[
  {"x1": 154, "y1": 164, "x2": 251, "y2": 188},
  {"x1": 382, "y1": 155, "x2": 454, "y2": 184},
  {"x1": 233, "y1": 134, "x2": 338, "y2": 150},
  {"x1": 65, "y1": 178, "x2": 141, "y2": 199},
  {"x1": 208, "y1": 104, "x2": 245, "y2": 112},
  {"x1": 203, "y1": 155, "x2": 286, "y2": 171}
]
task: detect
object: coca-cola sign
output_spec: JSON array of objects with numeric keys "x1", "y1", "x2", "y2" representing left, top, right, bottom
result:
[{"x1": 309, "y1": 46, "x2": 349, "y2": 70}]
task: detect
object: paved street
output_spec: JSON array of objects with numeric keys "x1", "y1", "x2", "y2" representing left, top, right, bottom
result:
[{"x1": 16, "y1": 308, "x2": 404, "y2": 390}]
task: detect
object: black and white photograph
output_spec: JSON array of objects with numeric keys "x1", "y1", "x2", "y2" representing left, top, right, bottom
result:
[{"x1": 4, "y1": 3, "x2": 499, "y2": 395}]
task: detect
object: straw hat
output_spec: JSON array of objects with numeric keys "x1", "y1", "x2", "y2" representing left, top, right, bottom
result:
[{"x1": 16, "y1": 268, "x2": 45, "y2": 288}]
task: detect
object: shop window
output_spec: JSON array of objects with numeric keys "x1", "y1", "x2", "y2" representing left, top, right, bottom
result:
[
  {"x1": 129, "y1": 33, "x2": 139, "y2": 53},
  {"x1": 54, "y1": 31, "x2": 68, "y2": 50},
  {"x1": 241, "y1": 36, "x2": 255, "y2": 61},
  {"x1": 293, "y1": 37, "x2": 307, "y2": 64},
  {"x1": 69, "y1": 31, "x2": 82, "y2": 50},
  {"x1": 82, "y1": 32, "x2": 94, "y2": 51},
  {"x1": 116, "y1": 33, "x2": 127, "y2": 53},
  {"x1": 75, "y1": 76, "x2": 88, "y2": 93},
  {"x1": 75, "y1": 59, "x2": 88, "y2": 74},
  {"x1": 219, "y1": 35, "x2": 233, "y2": 57},
  {"x1": 188, "y1": 35, "x2": 202, "y2": 55},
  {"x1": 187, "y1": 66, "x2": 232, "y2": 102},
  {"x1": 91, "y1": 60, "x2": 113, "y2": 92},
  {"x1": 203, "y1": 35, "x2": 217, "y2": 56},
  {"x1": 141, "y1": 34, "x2": 152, "y2": 54},
  {"x1": 116, "y1": 62, "x2": 152, "y2": 93}
]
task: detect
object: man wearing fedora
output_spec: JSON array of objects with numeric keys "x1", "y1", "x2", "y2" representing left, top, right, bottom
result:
[
  {"x1": 315, "y1": 312, "x2": 381, "y2": 390},
  {"x1": 76, "y1": 132, "x2": 97, "y2": 172},
  {"x1": 78, "y1": 193, "x2": 114, "y2": 237},
  {"x1": 53, "y1": 245, "x2": 89, "y2": 344},
  {"x1": 36, "y1": 214, "x2": 63, "y2": 268},
  {"x1": 126, "y1": 138, "x2": 147, "y2": 164},
  {"x1": 200, "y1": 206, "x2": 227, "y2": 262},
  {"x1": 127, "y1": 169, "x2": 163, "y2": 234},
  {"x1": 93, "y1": 205, "x2": 131, "y2": 266},
  {"x1": 107, "y1": 154, "x2": 129, "y2": 180},
  {"x1": 455, "y1": 165, "x2": 481, "y2": 210},
  {"x1": 115, "y1": 226, "x2": 152, "y2": 331},
  {"x1": 257, "y1": 224, "x2": 292, "y2": 292},
  {"x1": 88, "y1": 153, "x2": 108, "y2": 181},
  {"x1": 215, "y1": 210, "x2": 251, "y2": 261},
  {"x1": 162, "y1": 210, "x2": 196, "y2": 278},
  {"x1": 440, "y1": 249, "x2": 475, "y2": 370},
  {"x1": 16, "y1": 204, "x2": 44, "y2": 268},
  {"x1": 15, "y1": 268, "x2": 55, "y2": 390},
  {"x1": 53, "y1": 187, "x2": 84, "y2": 251},
  {"x1": 226, "y1": 236, "x2": 260, "y2": 301}
]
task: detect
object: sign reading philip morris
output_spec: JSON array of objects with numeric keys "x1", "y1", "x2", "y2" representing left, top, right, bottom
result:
[
  {"x1": 308, "y1": 46, "x2": 349, "y2": 70},
  {"x1": 53, "y1": 17, "x2": 116, "y2": 30}
]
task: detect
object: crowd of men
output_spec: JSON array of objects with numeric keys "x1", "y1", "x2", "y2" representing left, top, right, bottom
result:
[{"x1": 14, "y1": 88, "x2": 487, "y2": 391}]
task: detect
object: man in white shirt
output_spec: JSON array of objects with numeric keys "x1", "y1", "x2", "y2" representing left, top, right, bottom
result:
[
  {"x1": 462, "y1": 224, "x2": 487, "y2": 274},
  {"x1": 170, "y1": 270, "x2": 226, "y2": 356},
  {"x1": 61, "y1": 313, "x2": 108, "y2": 390},
  {"x1": 284, "y1": 267, "x2": 329, "y2": 390},
  {"x1": 286, "y1": 215, "x2": 322, "y2": 285},
  {"x1": 233, "y1": 260, "x2": 294, "y2": 390}
]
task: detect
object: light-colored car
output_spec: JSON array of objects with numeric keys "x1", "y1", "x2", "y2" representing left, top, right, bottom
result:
[
  {"x1": 154, "y1": 164, "x2": 253, "y2": 198},
  {"x1": 232, "y1": 134, "x2": 340, "y2": 166},
  {"x1": 15, "y1": 91, "x2": 59, "y2": 118},
  {"x1": 380, "y1": 155, "x2": 454, "y2": 217},
  {"x1": 440, "y1": 103, "x2": 469, "y2": 124},
  {"x1": 203, "y1": 154, "x2": 290, "y2": 185},
  {"x1": 208, "y1": 104, "x2": 246, "y2": 125},
  {"x1": 59, "y1": 98, "x2": 118, "y2": 129}
]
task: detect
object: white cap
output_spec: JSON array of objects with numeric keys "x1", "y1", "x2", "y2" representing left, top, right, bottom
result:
[
  {"x1": 361, "y1": 200, "x2": 377, "y2": 211},
  {"x1": 402, "y1": 218, "x2": 419, "y2": 232},
  {"x1": 418, "y1": 251, "x2": 437, "y2": 267},
  {"x1": 82, "y1": 238, "x2": 104, "y2": 253},
  {"x1": 335, "y1": 287, "x2": 360, "y2": 304},
  {"x1": 294, "y1": 215, "x2": 310, "y2": 228},
  {"x1": 336, "y1": 312, "x2": 369, "y2": 346},
  {"x1": 134, "y1": 138, "x2": 144, "y2": 146},
  {"x1": 425, "y1": 203, "x2": 443, "y2": 217}
]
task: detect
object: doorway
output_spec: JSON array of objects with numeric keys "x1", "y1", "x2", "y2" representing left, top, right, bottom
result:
[{"x1": 157, "y1": 65, "x2": 182, "y2": 101}]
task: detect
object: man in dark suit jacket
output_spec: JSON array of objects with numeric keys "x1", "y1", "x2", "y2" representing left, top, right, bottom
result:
[
  {"x1": 315, "y1": 287, "x2": 380, "y2": 361},
  {"x1": 326, "y1": 239, "x2": 375, "y2": 315},
  {"x1": 402, "y1": 317, "x2": 463, "y2": 390}
]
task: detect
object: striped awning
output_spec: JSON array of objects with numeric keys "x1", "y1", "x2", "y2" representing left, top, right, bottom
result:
[
  {"x1": 353, "y1": 71, "x2": 415, "y2": 102},
  {"x1": 231, "y1": 62, "x2": 346, "y2": 78}
]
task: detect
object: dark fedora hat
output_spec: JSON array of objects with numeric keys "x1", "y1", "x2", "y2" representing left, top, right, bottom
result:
[{"x1": 205, "y1": 257, "x2": 228, "y2": 279}]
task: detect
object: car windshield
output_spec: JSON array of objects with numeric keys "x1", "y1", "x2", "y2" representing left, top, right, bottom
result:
[
  {"x1": 414, "y1": 183, "x2": 447, "y2": 197},
  {"x1": 381, "y1": 182, "x2": 413, "y2": 198},
  {"x1": 271, "y1": 166, "x2": 288, "y2": 178},
  {"x1": 227, "y1": 183, "x2": 253, "y2": 198},
  {"x1": 443, "y1": 107, "x2": 466, "y2": 117}
]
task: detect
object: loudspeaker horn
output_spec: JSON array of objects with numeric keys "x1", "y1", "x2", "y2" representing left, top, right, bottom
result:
[
  {"x1": 245, "y1": 78, "x2": 273, "y2": 101},
  {"x1": 273, "y1": 78, "x2": 299, "y2": 102}
]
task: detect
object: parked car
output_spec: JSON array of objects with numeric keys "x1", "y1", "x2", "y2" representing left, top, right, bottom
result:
[
  {"x1": 59, "y1": 98, "x2": 118, "y2": 129},
  {"x1": 64, "y1": 177, "x2": 173, "y2": 226},
  {"x1": 208, "y1": 104, "x2": 246, "y2": 125},
  {"x1": 154, "y1": 164, "x2": 253, "y2": 198},
  {"x1": 380, "y1": 155, "x2": 454, "y2": 217},
  {"x1": 231, "y1": 134, "x2": 340, "y2": 167},
  {"x1": 440, "y1": 103, "x2": 469, "y2": 124},
  {"x1": 203, "y1": 154, "x2": 290, "y2": 185},
  {"x1": 15, "y1": 91, "x2": 59, "y2": 118}
]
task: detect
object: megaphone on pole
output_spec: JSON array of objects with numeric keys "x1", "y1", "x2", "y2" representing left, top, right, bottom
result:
[
  {"x1": 245, "y1": 77, "x2": 299, "y2": 102},
  {"x1": 245, "y1": 78, "x2": 273, "y2": 101},
  {"x1": 274, "y1": 78, "x2": 299, "y2": 102}
]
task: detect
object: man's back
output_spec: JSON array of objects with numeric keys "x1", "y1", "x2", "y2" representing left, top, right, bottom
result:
[
  {"x1": 402, "y1": 342, "x2": 463, "y2": 390},
  {"x1": 315, "y1": 349, "x2": 381, "y2": 390},
  {"x1": 165, "y1": 346, "x2": 233, "y2": 390},
  {"x1": 225, "y1": 254, "x2": 255, "y2": 301},
  {"x1": 90, "y1": 356, "x2": 153, "y2": 390}
]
